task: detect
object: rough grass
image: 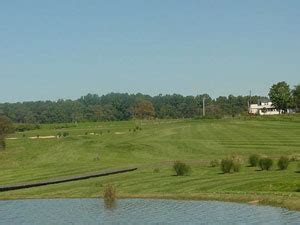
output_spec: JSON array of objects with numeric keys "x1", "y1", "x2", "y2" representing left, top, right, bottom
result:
[
  {"x1": 0, "y1": 118, "x2": 300, "y2": 210},
  {"x1": 103, "y1": 184, "x2": 117, "y2": 209}
]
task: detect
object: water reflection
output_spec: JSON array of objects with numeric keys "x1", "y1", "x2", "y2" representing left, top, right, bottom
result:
[
  {"x1": 0, "y1": 199, "x2": 299, "y2": 225},
  {"x1": 103, "y1": 184, "x2": 117, "y2": 210},
  {"x1": 104, "y1": 199, "x2": 117, "y2": 210}
]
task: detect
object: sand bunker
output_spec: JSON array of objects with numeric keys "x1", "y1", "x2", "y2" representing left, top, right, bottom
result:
[{"x1": 29, "y1": 136, "x2": 57, "y2": 139}]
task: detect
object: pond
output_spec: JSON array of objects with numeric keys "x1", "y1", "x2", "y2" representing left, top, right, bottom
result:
[{"x1": 0, "y1": 199, "x2": 299, "y2": 224}]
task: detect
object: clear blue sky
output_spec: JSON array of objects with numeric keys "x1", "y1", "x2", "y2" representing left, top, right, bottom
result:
[{"x1": 1, "y1": 0, "x2": 299, "y2": 102}]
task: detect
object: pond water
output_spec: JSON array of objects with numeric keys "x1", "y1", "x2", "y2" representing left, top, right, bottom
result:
[{"x1": 0, "y1": 198, "x2": 299, "y2": 225}]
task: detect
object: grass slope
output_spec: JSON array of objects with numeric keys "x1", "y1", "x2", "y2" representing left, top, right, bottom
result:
[{"x1": 0, "y1": 118, "x2": 299, "y2": 210}]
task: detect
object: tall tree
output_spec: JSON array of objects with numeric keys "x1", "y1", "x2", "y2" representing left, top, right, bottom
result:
[
  {"x1": 134, "y1": 100, "x2": 155, "y2": 119},
  {"x1": 0, "y1": 116, "x2": 13, "y2": 150},
  {"x1": 268, "y1": 81, "x2": 292, "y2": 113},
  {"x1": 293, "y1": 85, "x2": 300, "y2": 112}
]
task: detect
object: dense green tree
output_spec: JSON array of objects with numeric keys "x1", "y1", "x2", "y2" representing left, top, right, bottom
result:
[
  {"x1": 1, "y1": 87, "x2": 292, "y2": 124},
  {"x1": 0, "y1": 116, "x2": 13, "y2": 135},
  {"x1": 268, "y1": 81, "x2": 292, "y2": 113},
  {"x1": 293, "y1": 85, "x2": 300, "y2": 112},
  {"x1": 134, "y1": 100, "x2": 155, "y2": 119},
  {"x1": 0, "y1": 116, "x2": 13, "y2": 150}
]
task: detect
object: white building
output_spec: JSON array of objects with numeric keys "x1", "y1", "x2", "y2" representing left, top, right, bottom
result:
[{"x1": 249, "y1": 102, "x2": 280, "y2": 115}]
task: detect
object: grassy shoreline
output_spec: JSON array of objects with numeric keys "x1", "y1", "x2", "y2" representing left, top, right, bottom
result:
[{"x1": 0, "y1": 163, "x2": 299, "y2": 211}]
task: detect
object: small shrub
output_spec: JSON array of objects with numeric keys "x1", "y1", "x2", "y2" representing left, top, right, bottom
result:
[
  {"x1": 278, "y1": 156, "x2": 289, "y2": 170},
  {"x1": 36, "y1": 134, "x2": 40, "y2": 138},
  {"x1": 85, "y1": 132, "x2": 88, "y2": 135},
  {"x1": 210, "y1": 159, "x2": 219, "y2": 167},
  {"x1": 62, "y1": 132, "x2": 69, "y2": 137},
  {"x1": 221, "y1": 159, "x2": 234, "y2": 173},
  {"x1": 173, "y1": 161, "x2": 191, "y2": 176},
  {"x1": 93, "y1": 154, "x2": 100, "y2": 161},
  {"x1": 22, "y1": 134, "x2": 26, "y2": 138},
  {"x1": 289, "y1": 154, "x2": 300, "y2": 162},
  {"x1": 259, "y1": 157, "x2": 273, "y2": 171},
  {"x1": 232, "y1": 161, "x2": 241, "y2": 172},
  {"x1": 57, "y1": 132, "x2": 62, "y2": 137},
  {"x1": 54, "y1": 124, "x2": 74, "y2": 129},
  {"x1": 249, "y1": 154, "x2": 260, "y2": 167},
  {"x1": 0, "y1": 138, "x2": 6, "y2": 150},
  {"x1": 231, "y1": 155, "x2": 243, "y2": 172},
  {"x1": 14, "y1": 124, "x2": 40, "y2": 132},
  {"x1": 103, "y1": 184, "x2": 116, "y2": 209},
  {"x1": 153, "y1": 168, "x2": 160, "y2": 173}
]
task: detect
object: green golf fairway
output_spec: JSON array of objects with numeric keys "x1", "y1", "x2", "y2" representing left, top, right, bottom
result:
[{"x1": 0, "y1": 118, "x2": 299, "y2": 210}]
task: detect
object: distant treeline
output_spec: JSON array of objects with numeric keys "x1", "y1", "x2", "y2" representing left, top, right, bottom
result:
[{"x1": 0, "y1": 93, "x2": 268, "y2": 124}]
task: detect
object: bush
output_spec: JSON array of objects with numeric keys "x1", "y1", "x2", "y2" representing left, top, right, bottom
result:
[
  {"x1": 93, "y1": 155, "x2": 100, "y2": 161},
  {"x1": 54, "y1": 124, "x2": 76, "y2": 129},
  {"x1": 249, "y1": 154, "x2": 260, "y2": 167},
  {"x1": 14, "y1": 124, "x2": 40, "y2": 132},
  {"x1": 259, "y1": 157, "x2": 273, "y2": 171},
  {"x1": 62, "y1": 132, "x2": 69, "y2": 137},
  {"x1": 232, "y1": 161, "x2": 241, "y2": 172},
  {"x1": 173, "y1": 161, "x2": 191, "y2": 176},
  {"x1": 289, "y1": 154, "x2": 300, "y2": 162},
  {"x1": 231, "y1": 155, "x2": 243, "y2": 172},
  {"x1": 277, "y1": 156, "x2": 289, "y2": 170},
  {"x1": 220, "y1": 155, "x2": 242, "y2": 173},
  {"x1": 0, "y1": 138, "x2": 6, "y2": 150},
  {"x1": 103, "y1": 184, "x2": 116, "y2": 209},
  {"x1": 153, "y1": 168, "x2": 160, "y2": 173},
  {"x1": 221, "y1": 159, "x2": 234, "y2": 173},
  {"x1": 210, "y1": 159, "x2": 220, "y2": 167}
]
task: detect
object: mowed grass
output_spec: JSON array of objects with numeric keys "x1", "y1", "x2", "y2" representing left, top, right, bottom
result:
[{"x1": 0, "y1": 118, "x2": 300, "y2": 210}]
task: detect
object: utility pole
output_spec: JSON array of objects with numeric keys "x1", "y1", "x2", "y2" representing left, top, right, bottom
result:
[
  {"x1": 203, "y1": 97, "x2": 206, "y2": 117},
  {"x1": 248, "y1": 90, "x2": 252, "y2": 114},
  {"x1": 248, "y1": 90, "x2": 252, "y2": 113}
]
